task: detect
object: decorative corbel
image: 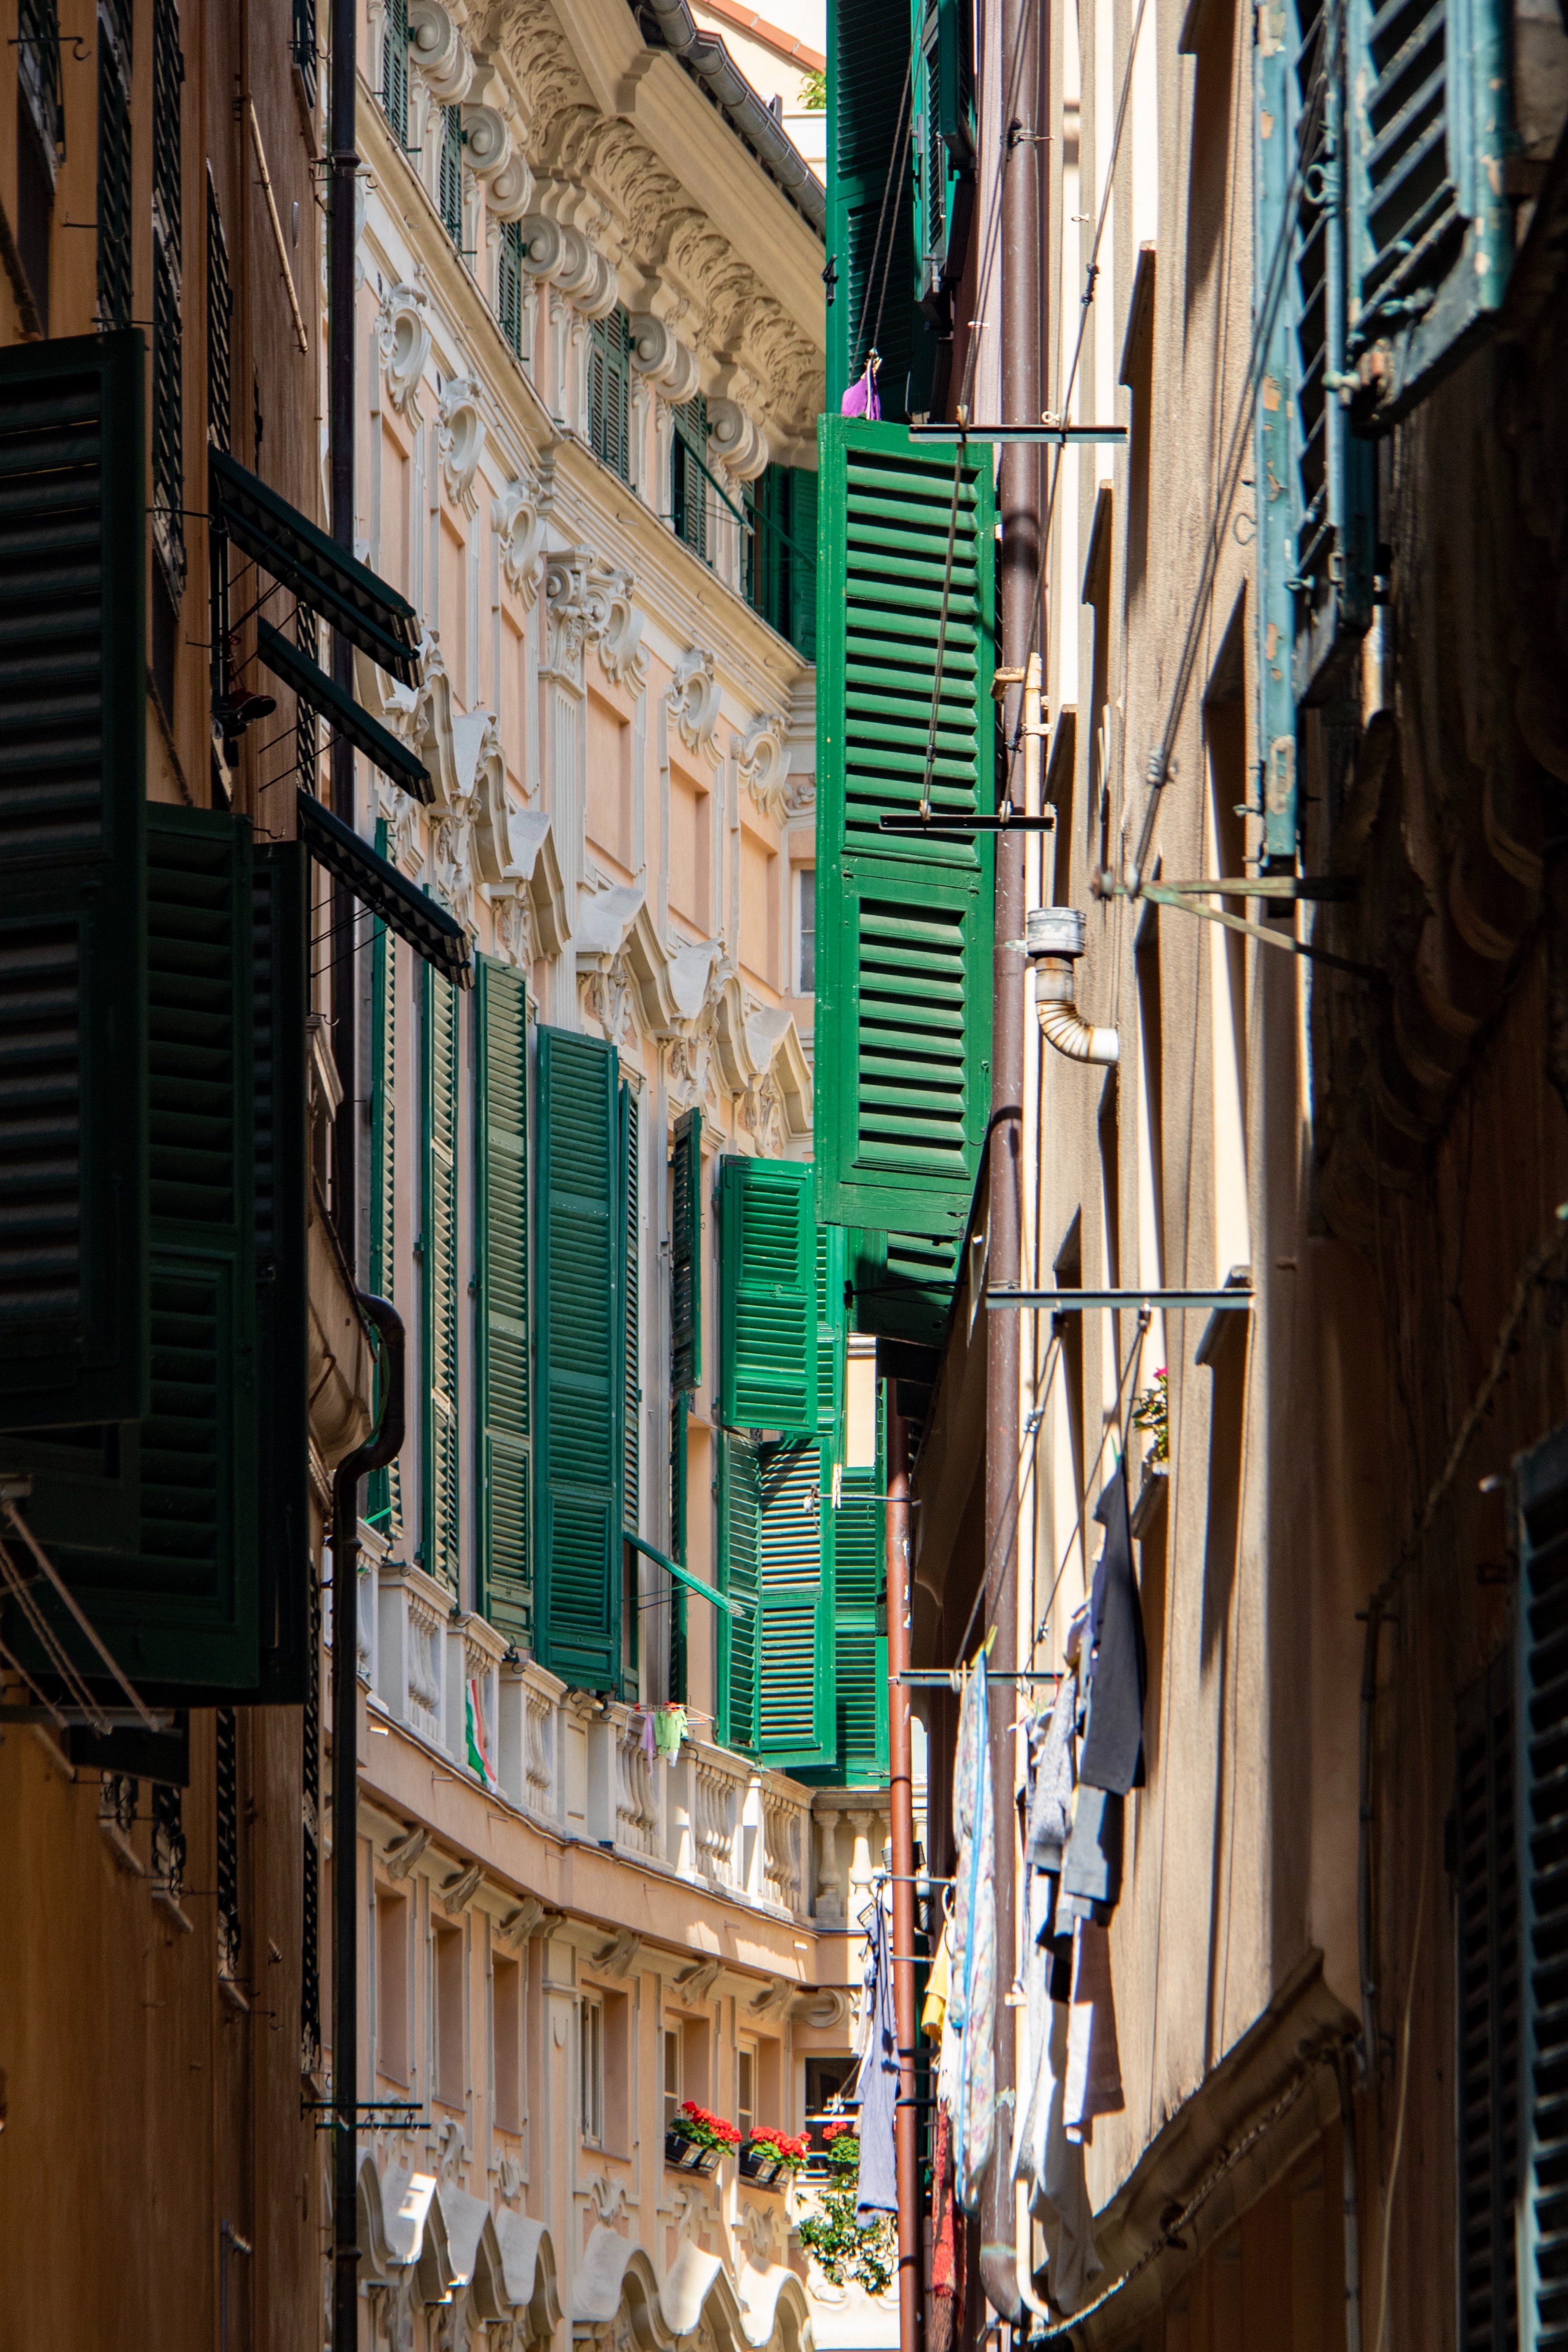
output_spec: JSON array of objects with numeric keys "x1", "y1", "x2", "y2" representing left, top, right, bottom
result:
[
  {"x1": 409, "y1": 1, "x2": 474, "y2": 102},
  {"x1": 497, "y1": 1894, "x2": 563, "y2": 1948},
  {"x1": 672, "y1": 1955, "x2": 722, "y2": 2006},
  {"x1": 737, "y1": 710, "x2": 791, "y2": 822},
  {"x1": 669, "y1": 646, "x2": 722, "y2": 769},
  {"x1": 518, "y1": 217, "x2": 618, "y2": 317},
  {"x1": 437, "y1": 377, "x2": 487, "y2": 514},
  {"x1": 585, "y1": 559, "x2": 648, "y2": 691},
  {"x1": 543, "y1": 546, "x2": 594, "y2": 685},
  {"x1": 492, "y1": 473, "x2": 548, "y2": 609},
  {"x1": 384, "y1": 1824, "x2": 430, "y2": 1880},
  {"x1": 378, "y1": 281, "x2": 433, "y2": 421},
  {"x1": 707, "y1": 397, "x2": 769, "y2": 482},
  {"x1": 627, "y1": 313, "x2": 702, "y2": 405},
  {"x1": 589, "y1": 1927, "x2": 642, "y2": 1979}
]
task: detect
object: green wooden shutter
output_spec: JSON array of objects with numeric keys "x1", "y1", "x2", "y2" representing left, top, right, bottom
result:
[
  {"x1": 422, "y1": 967, "x2": 460, "y2": 1591},
  {"x1": 814, "y1": 417, "x2": 995, "y2": 1237},
  {"x1": 817, "y1": 1224, "x2": 847, "y2": 1445},
  {"x1": 669, "y1": 1390, "x2": 689, "y2": 1702},
  {"x1": 1254, "y1": 3, "x2": 1300, "y2": 866},
  {"x1": 847, "y1": 1226, "x2": 962, "y2": 1346},
  {"x1": 718, "y1": 1428, "x2": 760, "y2": 1752},
  {"x1": 1346, "y1": 0, "x2": 1512, "y2": 423},
  {"x1": 621, "y1": 1081, "x2": 641, "y2": 1530},
  {"x1": 828, "y1": 0, "x2": 916, "y2": 415},
  {"x1": 1518, "y1": 1426, "x2": 1568, "y2": 2348},
  {"x1": 791, "y1": 468, "x2": 819, "y2": 662},
  {"x1": 754, "y1": 1436, "x2": 835, "y2": 1768},
  {"x1": 253, "y1": 841, "x2": 311, "y2": 1701},
  {"x1": 477, "y1": 959, "x2": 531, "y2": 1645},
  {"x1": 0, "y1": 332, "x2": 148, "y2": 1432},
  {"x1": 535, "y1": 1027, "x2": 622, "y2": 1691},
  {"x1": 1456, "y1": 1651, "x2": 1519, "y2": 2352},
  {"x1": 831, "y1": 1430, "x2": 889, "y2": 1785},
  {"x1": 368, "y1": 866, "x2": 402, "y2": 1540},
  {"x1": 671, "y1": 1108, "x2": 702, "y2": 1394},
  {"x1": 719, "y1": 1156, "x2": 818, "y2": 1436}
]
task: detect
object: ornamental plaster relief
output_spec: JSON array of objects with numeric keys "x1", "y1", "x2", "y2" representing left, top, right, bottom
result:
[
  {"x1": 492, "y1": 468, "x2": 551, "y2": 610},
  {"x1": 378, "y1": 279, "x2": 434, "y2": 420},
  {"x1": 736, "y1": 711, "x2": 791, "y2": 823},
  {"x1": 669, "y1": 647, "x2": 723, "y2": 769},
  {"x1": 437, "y1": 375, "x2": 487, "y2": 512}
]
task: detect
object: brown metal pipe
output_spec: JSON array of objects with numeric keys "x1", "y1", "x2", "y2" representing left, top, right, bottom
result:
[{"x1": 886, "y1": 1404, "x2": 923, "y2": 2352}]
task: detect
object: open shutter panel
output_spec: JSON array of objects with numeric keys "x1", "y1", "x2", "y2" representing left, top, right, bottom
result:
[
  {"x1": 1455, "y1": 1651, "x2": 1520, "y2": 2352},
  {"x1": 718, "y1": 1429, "x2": 760, "y2": 1752},
  {"x1": 753, "y1": 1437, "x2": 834, "y2": 1769},
  {"x1": 0, "y1": 332, "x2": 148, "y2": 1431},
  {"x1": 817, "y1": 1224, "x2": 846, "y2": 1444},
  {"x1": 815, "y1": 418, "x2": 996, "y2": 1237},
  {"x1": 828, "y1": 0, "x2": 915, "y2": 414},
  {"x1": 671, "y1": 1108, "x2": 702, "y2": 1394},
  {"x1": 368, "y1": 849, "x2": 402, "y2": 1539},
  {"x1": 720, "y1": 1157, "x2": 818, "y2": 1436},
  {"x1": 253, "y1": 842, "x2": 310, "y2": 1701},
  {"x1": 535, "y1": 1028, "x2": 622, "y2": 1692},
  {"x1": 670, "y1": 1390, "x2": 690, "y2": 1702},
  {"x1": 477, "y1": 959, "x2": 531, "y2": 1646},
  {"x1": 1519, "y1": 1426, "x2": 1568, "y2": 2346},
  {"x1": 622, "y1": 1082, "x2": 641, "y2": 1530},
  {"x1": 833, "y1": 1452, "x2": 889, "y2": 1785},
  {"x1": 422, "y1": 969, "x2": 461, "y2": 1591},
  {"x1": 1254, "y1": 7, "x2": 1300, "y2": 865},
  {"x1": 848, "y1": 1225, "x2": 963, "y2": 1346},
  {"x1": 1347, "y1": 0, "x2": 1513, "y2": 423}
]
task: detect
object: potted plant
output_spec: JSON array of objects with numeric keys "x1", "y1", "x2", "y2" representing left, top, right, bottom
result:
[
  {"x1": 796, "y1": 2124, "x2": 895, "y2": 2295},
  {"x1": 739, "y1": 2126, "x2": 809, "y2": 2188},
  {"x1": 665, "y1": 2100, "x2": 741, "y2": 2175}
]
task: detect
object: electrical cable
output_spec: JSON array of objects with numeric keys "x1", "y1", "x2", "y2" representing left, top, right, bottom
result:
[{"x1": 853, "y1": 53, "x2": 917, "y2": 388}]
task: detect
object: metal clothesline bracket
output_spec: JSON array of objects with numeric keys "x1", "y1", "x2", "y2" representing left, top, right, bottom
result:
[{"x1": 985, "y1": 1287, "x2": 1254, "y2": 1311}]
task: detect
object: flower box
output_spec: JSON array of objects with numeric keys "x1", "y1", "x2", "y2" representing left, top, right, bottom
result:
[
  {"x1": 739, "y1": 2143, "x2": 788, "y2": 2188},
  {"x1": 664, "y1": 2102, "x2": 740, "y2": 2174},
  {"x1": 665, "y1": 2130, "x2": 722, "y2": 2175}
]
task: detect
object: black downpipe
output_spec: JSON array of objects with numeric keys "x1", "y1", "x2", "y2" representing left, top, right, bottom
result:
[{"x1": 332, "y1": 1296, "x2": 404, "y2": 2345}]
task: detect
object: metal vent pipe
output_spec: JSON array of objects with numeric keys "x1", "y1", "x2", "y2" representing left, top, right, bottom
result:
[{"x1": 1026, "y1": 907, "x2": 1119, "y2": 1065}]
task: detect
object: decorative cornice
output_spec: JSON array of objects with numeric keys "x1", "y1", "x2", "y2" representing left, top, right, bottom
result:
[
  {"x1": 437, "y1": 376, "x2": 487, "y2": 513},
  {"x1": 737, "y1": 710, "x2": 790, "y2": 821},
  {"x1": 669, "y1": 646, "x2": 722, "y2": 768}
]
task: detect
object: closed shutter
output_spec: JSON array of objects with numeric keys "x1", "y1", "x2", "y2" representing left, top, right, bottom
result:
[
  {"x1": 477, "y1": 959, "x2": 531, "y2": 1645},
  {"x1": 671, "y1": 1108, "x2": 702, "y2": 1394},
  {"x1": 0, "y1": 332, "x2": 148, "y2": 1431},
  {"x1": 790, "y1": 468, "x2": 819, "y2": 663},
  {"x1": 589, "y1": 312, "x2": 630, "y2": 483},
  {"x1": 422, "y1": 967, "x2": 460, "y2": 1591},
  {"x1": 535, "y1": 1028, "x2": 622, "y2": 1692},
  {"x1": 498, "y1": 221, "x2": 524, "y2": 360},
  {"x1": 380, "y1": 0, "x2": 409, "y2": 144},
  {"x1": 814, "y1": 418, "x2": 995, "y2": 1237},
  {"x1": 1346, "y1": 0, "x2": 1512, "y2": 422},
  {"x1": 253, "y1": 842, "x2": 310, "y2": 1701},
  {"x1": 151, "y1": 0, "x2": 184, "y2": 602},
  {"x1": 718, "y1": 1430, "x2": 761, "y2": 1752},
  {"x1": 828, "y1": 0, "x2": 915, "y2": 414},
  {"x1": 833, "y1": 1438, "x2": 889, "y2": 1785},
  {"x1": 669, "y1": 1390, "x2": 689, "y2": 1702},
  {"x1": 754, "y1": 1437, "x2": 834, "y2": 1769},
  {"x1": 368, "y1": 860, "x2": 402, "y2": 1540},
  {"x1": 621, "y1": 1081, "x2": 641, "y2": 1530},
  {"x1": 1519, "y1": 1426, "x2": 1568, "y2": 2346},
  {"x1": 1456, "y1": 1649, "x2": 1519, "y2": 2352},
  {"x1": 439, "y1": 105, "x2": 464, "y2": 245},
  {"x1": 719, "y1": 1156, "x2": 818, "y2": 1436},
  {"x1": 97, "y1": 1, "x2": 134, "y2": 332},
  {"x1": 1254, "y1": 1, "x2": 1300, "y2": 866}
]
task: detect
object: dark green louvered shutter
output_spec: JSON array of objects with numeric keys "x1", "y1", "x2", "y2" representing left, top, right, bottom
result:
[
  {"x1": 0, "y1": 332, "x2": 148, "y2": 1432},
  {"x1": 477, "y1": 959, "x2": 531, "y2": 1644},
  {"x1": 1346, "y1": 0, "x2": 1512, "y2": 423},
  {"x1": 422, "y1": 968, "x2": 460, "y2": 1591},
  {"x1": 848, "y1": 1226, "x2": 962, "y2": 1346},
  {"x1": 814, "y1": 417, "x2": 995, "y2": 1237},
  {"x1": 1518, "y1": 1426, "x2": 1568, "y2": 2346},
  {"x1": 754, "y1": 1437, "x2": 834, "y2": 1768},
  {"x1": 535, "y1": 1027, "x2": 622, "y2": 1691},
  {"x1": 671, "y1": 1108, "x2": 702, "y2": 1394},
  {"x1": 589, "y1": 312, "x2": 630, "y2": 483},
  {"x1": 670, "y1": 1390, "x2": 689, "y2": 1702},
  {"x1": 718, "y1": 1430, "x2": 761, "y2": 1751},
  {"x1": 832, "y1": 1429, "x2": 889, "y2": 1784},
  {"x1": 790, "y1": 468, "x2": 819, "y2": 661},
  {"x1": 828, "y1": 0, "x2": 916, "y2": 414},
  {"x1": 621, "y1": 1081, "x2": 641, "y2": 1530},
  {"x1": 368, "y1": 871, "x2": 402, "y2": 1540},
  {"x1": 253, "y1": 842, "x2": 310, "y2": 1700},
  {"x1": 1254, "y1": 6, "x2": 1299, "y2": 865},
  {"x1": 817, "y1": 1224, "x2": 847, "y2": 1445},
  {"x1": 1456, "y1": 1650, "x2": 1519, "y2": 2352},
  {"x1": 720, "y1": 1157, "x2": 818, "y2": 1436}
]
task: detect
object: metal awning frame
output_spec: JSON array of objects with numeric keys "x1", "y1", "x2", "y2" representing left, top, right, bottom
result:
[
  {"x1": 295, "y1": 790, "x2": 472, "y2": 987},
  {"x1": 210, "y1": 446, "x2": 422, "y2": 685},
  {"x1": 623, "y1": 1529, "x2": 744, "y2": 1618}
]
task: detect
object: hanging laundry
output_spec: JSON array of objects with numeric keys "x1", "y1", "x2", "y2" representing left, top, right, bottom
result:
[
  {"x1": 653, "y1": 1703, "x2": 687, "y2": 1761},
  {"x1": 922, "y1": 1917, "x2": 951, "y2": 2041},
  {"x1": 947, "y1": 1655, "x2": 997, "y2": 2214},
  {"x1": 928, "y1": 2105, "x2": 966, "y2": 2352},
  {"x1": 1036, "y1": 1997, "x2": 1104, "y2": 2314},
  {"x1": 1077, "y1": 1464, "x2": 1147, "y2": 1796},
  {"x1": 1025, "y1": 1669, "x2": 1077, "y2": 1872},
  {"x1": 854, "y1": 1899, "x2": 899, "y2": 2216},
  {"x1": 1063, "y1": 1919, "x2": 1123, "y2": 2142},
  {"x1": 1060, "y1": 1783, "x2": 1124, "y2": 1921},
  {"x1": 840, "y1": 355, "x2": 882, "y2": 419}
]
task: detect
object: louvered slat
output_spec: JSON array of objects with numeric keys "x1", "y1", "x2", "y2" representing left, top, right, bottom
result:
[
  {"x1": 671, "y1": 1107, "x2": 702, "y2": 1394},
  {"x1": 253, "y1": 843, "x2": 310, "y2": 1700},
  {"x1": 368, "y1": 870, "x2": 402, "y2": 1539},
  {"x1": 829, "y1": 0, "x2": 916, "y2": 410},
  {"x1": 719, "y1": 1431, "x2": 760, "y2": 1752},
  {"x1": 423, "y1": 968, "x2": 460, "y2": 1590},
  {"x1": 1522, "y1": 1440, "x2": 1568, "y2": 2348},
  {"x1": 756, "y1": 1434, "x2": 833, "y2": 1764},
  {"x1": 1456, "y1": 1651, "x2": 1520, "y2": 2351},
  {"x1": 622, "y1": 1081, "x2": 641, "y2": 1536},
  {"x1": 478, "y1": 959, "x2": 531, "y2": 1643},
  {"x1": 719, "y1": 1155, "x2": 818, "y2": 1436}
]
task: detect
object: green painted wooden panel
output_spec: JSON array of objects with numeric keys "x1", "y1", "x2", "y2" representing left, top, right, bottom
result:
[
  {"x1": 535, "y1": 1027, "x2": 622, "y2": 1691},
  {"x1": 754, "y1": 1436, "x2": 834, "y2": 1768},
  {"x1": 833, "y1": 1448, "x2": 889, "y2": 1785},
  {"x1": 0, "y1": 331, "x2": 149, "y2": 1431},
  {"x1": 719, "y1": 1156, "x2": 818, "y2": 1436},
  {"x1": 718, "y1": 1429, "x2": 760, "y2": 1752},
  {"x1": 815, "y1": 419, "x2": 994, "y2": 1236},
  {"x1": 477, "y1": 958, "x2": 531, "y2": 1646},
  {"x1": 253, "y1": 841, "x2": 311, "y2": 1702},
  {"x1": 671, "y1": 1107, "x2": 702, "y2": 1394},
  {"x1": 367, "y1": 849, "x2": 402, "y2": 1540},
  {"x1": 848, "y1": 1225, "x2": 961, "y2": 1346},
  {"x1": 422, "y1": 967, "x2": 461, "y2": 1591},
  {"x1": 1517, "y1": 1426, "x2": 1568, "y2": 2352},
  {"x1": 828, "y1": 0, "x2": 916, "y2": 413},
  {"x1": 621, "y1": 1080, "x2": 641, "y2": 1530},
  {"x1": 817, "y1": 1223, "x2": 847, "y2": 1444}
]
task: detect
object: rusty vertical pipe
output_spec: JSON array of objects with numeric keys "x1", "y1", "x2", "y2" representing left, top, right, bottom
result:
[
  {"x1": 886, "y1": 1403, "x2": 922, "y2": 2352},
  {"x1": 982, "y1": 0, "x2": 1044, "y2": 2318}
]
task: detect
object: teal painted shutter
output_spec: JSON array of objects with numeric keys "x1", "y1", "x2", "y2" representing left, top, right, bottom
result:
[
  {"x1": 1346, "y1": 0, "x2": 1513, "y2": 422},
  {"x1": 368, "y1": 868, "x2": 402, "y2": 1539},
  {"x1": 720, "y1": 1157, "x2": 818, "y2": 1436},
  {"x1": 1519, "y1": 1426, "x2": 1568, "y2": 2347},
  {"x1": 1254, "y1": 4, "x2": 1300, "y2": 865},
  {"x1": 671, "y1": 1108, "x2": 702, "y2": 1394},
  {"x1": 621, "y1": 1081, "x2": 641, "y2": 1531},
  {"x1": 828, "y1": 0, "x2": 915, "y2": 415},
  {"x1": 669, "y1": 1390, "x2": 689, "y2": 1702},
  {"x1": 1456, "y1": 1651, "x2": 1519, "y2": 2352},
  {"x1": 848, "y1": 1226, "x2": 962, "y2": 1346},
  {"x1": 253, "y1": 842, "x2": 311, "y2": 1700},
  {"x1": 535, "y1": 1028, "x2": 622, "y2": 1691},
  {"x1": 0, "y1": 331, "x2": 148, "y2": 1431},
  {"x1": 817, "y1": 1224, "x2": 847, "y2": 1445},
  {"x1": 422, "y1": 967, "x2": 460, "y2": 1591},
  {"x1": 754, "y1": 1437, "x2": 834, "y2": 1768},
  {"x1": 477, "y1": 959, "x2": 531, "y2": 1645},
  {"x1": 814, "y1": 417, "x2": 995, "y2": 1237},
  {"x1": 718, "y1": 1428, "x2": 760, "y2": 1751},
  {"x1": 832, "y1": 1421, "x2": 889, "y2": 1784}
]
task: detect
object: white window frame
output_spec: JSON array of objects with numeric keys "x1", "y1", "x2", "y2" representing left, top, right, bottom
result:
[
  {"x1": 793, "y1": 863, "x2": 816, "y2": 996},
  {"x1": 581, "y1": 1995, "x2": 605, "y2": 2148},
  {"x1": 662, "y1": 2025, "x2": 681, "y2": 2137}
]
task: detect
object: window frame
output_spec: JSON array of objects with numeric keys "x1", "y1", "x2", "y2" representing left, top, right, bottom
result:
[{"x1": 581, "y1": 1994, "x2": 606, "y2": 2147}]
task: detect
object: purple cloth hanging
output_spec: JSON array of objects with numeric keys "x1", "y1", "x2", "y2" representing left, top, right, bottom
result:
[{"x1": 841, "y1": 364, "x2": 882, "y2": 420}]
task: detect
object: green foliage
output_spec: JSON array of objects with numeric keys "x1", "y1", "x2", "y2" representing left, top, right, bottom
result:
[
  {"x1": 796, "y1": 2133, "x2": 895, "y2": 2296},
  {"x1": 798, "y1": 65, "x2": 826, "y2": 108},
  {"x1": 1131, "y1": 1367, "x2": 1168, "y2": 1465}
]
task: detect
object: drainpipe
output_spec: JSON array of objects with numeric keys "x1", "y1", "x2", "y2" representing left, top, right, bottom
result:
[
  {"x1": 886, "y1": 1405, "x2": 923, "y2": 2352},
  {"x1": 981, "y1": 0, "x2": 1043, "y2": 2315},
  {"x1": 328, "y1": 0, "x2": 360, "y2": 1264},
  {"x1": 1337, "y1": 2050, "x2": 1364, "y2": 2352},
  {"x1": 1026, "y1": 910, "x2": 1119, "y2": 1065},
  {"x1": 332, "y1": 1295, "x2": 406, "y2": 2352}
]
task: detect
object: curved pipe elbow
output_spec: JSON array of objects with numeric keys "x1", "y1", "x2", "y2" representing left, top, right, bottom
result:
[{"x1": 1034, "y1": 971, "x2": 1119, "y2": 1065}]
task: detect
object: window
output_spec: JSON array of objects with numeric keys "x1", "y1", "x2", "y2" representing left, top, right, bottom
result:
[
  {"x1": 16, "y1": 0, "x2": 63, "y2": 331},
  {"x1": 746, "y1": 464, "x2": 818, "y2": 658},
  {"x1": 380, "y1": 0, "x2": 409, "y2": 145},
  {"x1": 434, "y1": 1923, "x2": 465, "y2": 2109},
  {"x1": 737, "y1": 2045, "x2": 756, "y2": 2143},
  {"x1": 581, "y1": 1996, "x2": 604, "y2": 2146},
  {"x1": 206, "y1": 173, "x2": 232, "y2": 454},
  {"x1": 668, "y1": 770, "x2": 711, "y2": 935},
  {"x1": 804, "y1": 2056, "x2": 855, "y2": 2163},
  {"x1": 662, "y1": 2026, "x2": 681, "y2": 2134},
  {"x1": 291, "y1": 0, "x2": 317, "y2": 107},
  {"x1": 97, "y1": 0, "x2": 134, "y2": 332},
  {"x1": 439, "y1": 105, "x2": 464, "y2": 248},
  {"x1": 588, "y1": 311, "x2": 631, "y2": 482},
  {"x1": 492, "y1": 1953, "x2": 523, "y2": 2134},
  {"x1": 670, "y1": 395, "x2": 708, "y2": 561},
  {"x1": 795, "y1": 865, "x2": 816, "y2": 996},
  {"x1": 377, "y1": 1891, "x2": 410, "y2": 2082},
  {"x1": 498, "y1": 220, "x2": 526, "y2": 359},
  {"x1": 739, "y1": 826, "x2": 780, "y2": 990}
]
